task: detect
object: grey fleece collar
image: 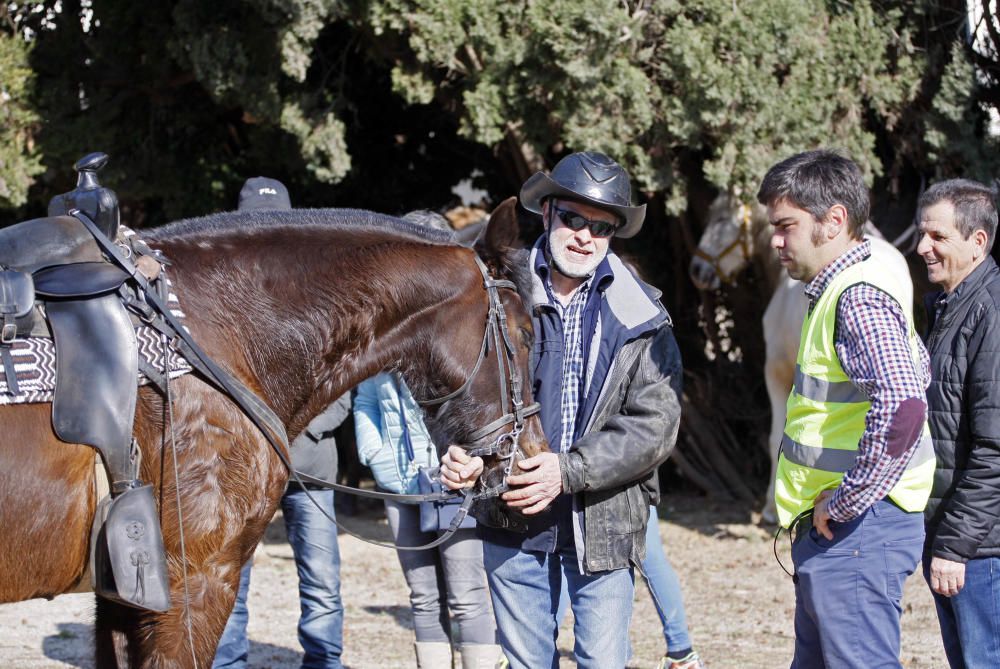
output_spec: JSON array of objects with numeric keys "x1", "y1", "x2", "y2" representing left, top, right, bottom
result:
[{"x1": 528, "y1": 240, "x2": 664, "y2": 330}]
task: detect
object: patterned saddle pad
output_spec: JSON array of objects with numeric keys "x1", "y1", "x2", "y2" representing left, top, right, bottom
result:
[{"x1": 0, "y1": 267, "x2": 192, "y2": 405}]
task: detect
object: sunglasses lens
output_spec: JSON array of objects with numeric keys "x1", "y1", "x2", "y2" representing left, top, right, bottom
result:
[
  {"x1": 557, "y1": 209, "x2": 583, "y2": 230},
  {"x1": 590, "y1": 221, "x2": 615, "y2": 237},
  {"x1": 555, "y1": 208, "x2": 616, "y2": 237}
]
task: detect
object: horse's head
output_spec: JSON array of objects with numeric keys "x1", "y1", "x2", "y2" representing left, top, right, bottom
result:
[
  {"x1": 689, "y1": 193, "x2": 768, "y2": 290},
  {"x1": 411, "y1": 197, "x2": 548, "y2": 513}
]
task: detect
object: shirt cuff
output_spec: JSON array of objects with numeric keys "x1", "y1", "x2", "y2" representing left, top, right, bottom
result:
[{"x1": 825, "y1": 489, "x2": 859, "y2": 523}]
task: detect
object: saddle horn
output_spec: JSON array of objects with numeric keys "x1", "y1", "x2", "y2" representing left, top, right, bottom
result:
[{"x1": 48, "y1": 152, "x2": 121, "y2": 240}]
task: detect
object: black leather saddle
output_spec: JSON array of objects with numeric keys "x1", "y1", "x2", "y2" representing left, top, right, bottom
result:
[
  {"x1": 0, "y1": 215, "x2": 106, "y2": 273},
  {"x1": 3, "y1": 153, "x2": 170, "y2": 611},
  {"x1": 0, "y1": 214, "x2": 135, "y2": 476}
]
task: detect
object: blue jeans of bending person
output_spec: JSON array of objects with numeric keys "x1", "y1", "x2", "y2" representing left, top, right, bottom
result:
[
  {"x1": 282, "y1": 486, "x2": 344, "y2": 668},
  {"x1": 384, "y1": 499, "x2": 496, "y2": 646},
  {"x1": 790, "y1": 499, "x2": 923, "y2": 669},
  {"x1": 212, "y1": 485, "x2": 344, "y2": 669},
  {"x1": 642, "y1": 505, "x2": 693, "y2": 655},
  {"x1": 922, "y1": 553, "x2": 1000, "y2": 669},
  {"x1": 483, "y1": 538, "x2": 635, "y2": 669}
]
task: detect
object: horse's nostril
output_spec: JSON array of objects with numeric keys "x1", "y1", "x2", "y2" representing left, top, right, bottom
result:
[{"x1": 689, "y1": 259, "x2": 720, "y2": 291}]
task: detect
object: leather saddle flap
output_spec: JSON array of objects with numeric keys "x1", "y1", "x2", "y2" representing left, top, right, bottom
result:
[
  {"x1": 34, "y1": 262, "x2": 130, "y2": 299},
  {"x1": 0, "y1": 269, "x2": 35, "y2": 318},
  {"x1": 47, "y1": 294, "x2": 138, "y2": 478}
]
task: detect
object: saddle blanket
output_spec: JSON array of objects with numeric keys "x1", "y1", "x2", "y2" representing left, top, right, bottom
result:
[
  {"x1": 0, "y1": 325, "x2": 192, "y2": 405},
  {"x1": 0, "y1": 247, "x2": 192, "y2": 405}
]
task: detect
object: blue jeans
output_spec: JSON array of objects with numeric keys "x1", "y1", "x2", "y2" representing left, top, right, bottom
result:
[
  {"x1": 282, "y1": 486, "x2": 344, "y2": 668},
  {"x1": 790, "y1": 499, "x2": 924, "y2": 669},
  {"x1": 642, "y1": 505, "x2": 693, "y2": 654},
  {"x1": 213, "y1": 560, "x2": 252, "y2": 668},
  {"x1": 483, "y1": 539, "x2": 634, "y2": 669},
  {"x1": 212, "y1": 486, "x2": 344, "y2": 669},
  {"x1": 923, "y1": 554, "x2": 1000, "y2": 669}
]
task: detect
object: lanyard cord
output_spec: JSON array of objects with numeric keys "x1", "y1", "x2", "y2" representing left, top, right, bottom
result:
[{"x1": 772, "y1": 509, "x2": 813, "y2": 583}]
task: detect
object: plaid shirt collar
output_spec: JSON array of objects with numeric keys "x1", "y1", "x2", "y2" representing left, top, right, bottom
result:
[
  {"x1": 803, "y1": 239, "x2": 872, "y2": 305},
  {"x1": 543, "y1": 273, "x2": 592, "y2": 313}
]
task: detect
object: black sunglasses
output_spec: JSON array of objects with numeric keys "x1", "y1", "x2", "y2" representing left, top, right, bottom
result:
[{"x1": 552, "y1": 205, "x2": 619, "y2": 238}]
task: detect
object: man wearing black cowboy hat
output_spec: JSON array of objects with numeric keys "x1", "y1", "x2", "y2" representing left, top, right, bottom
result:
[{"x1": 441, "y1": 152, "x2": 684, "y2": 668}]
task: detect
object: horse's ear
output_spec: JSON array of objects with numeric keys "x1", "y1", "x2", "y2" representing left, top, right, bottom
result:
[{"x1": 476, "y1": 197, "x2": 525, "y2": 257}]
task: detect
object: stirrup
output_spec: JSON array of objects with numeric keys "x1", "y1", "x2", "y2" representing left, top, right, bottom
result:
[{"x1": 93, "y1": 483, "x2": 171, "y2": 612}]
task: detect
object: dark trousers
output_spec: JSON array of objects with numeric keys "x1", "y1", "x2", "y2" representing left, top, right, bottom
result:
[{"x1": 790, "y1": 499, "x2": 924, "y2": 669}]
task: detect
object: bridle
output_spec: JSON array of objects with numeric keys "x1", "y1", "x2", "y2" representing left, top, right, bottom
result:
[
  {"x1": 418, "y1": 255, "x2": 540, "y2": 499},
  {"x1": 295, "y1": 253, "x2": 542, "y2": 549},
  {"x1": 693, "y1": 202, "x2": 754, "y2": 286}
]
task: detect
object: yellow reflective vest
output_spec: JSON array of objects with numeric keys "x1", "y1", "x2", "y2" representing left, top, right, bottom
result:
[{"x1": 774, "y1": 254, "x2": 935, "y2": 528}]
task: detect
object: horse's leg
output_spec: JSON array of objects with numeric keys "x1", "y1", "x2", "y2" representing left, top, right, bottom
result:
[
  {"x1": 761, "y1": 280, "x2": 806, "y2": 525},
  {"x1": 95, "y1": 596, "x2": 130, "y2": 669},
  {"x1": 109, "y1": 379, "x2": 289, "y2": 668},
  {"x1": 0, "y1": 404, "x2": 94, "y2": 601},
  {"x1": 763, "y1": 354, "x2": 793, "y2": 525}
]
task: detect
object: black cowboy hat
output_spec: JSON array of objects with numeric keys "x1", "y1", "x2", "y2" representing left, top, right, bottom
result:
[{"x1": 519, "y1": 152, "x2": 646, "y2": 238}]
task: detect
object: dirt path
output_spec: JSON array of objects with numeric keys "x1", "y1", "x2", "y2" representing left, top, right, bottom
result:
[{"x1": 0, "y1": 494, "x2": 947, "y2": 668}]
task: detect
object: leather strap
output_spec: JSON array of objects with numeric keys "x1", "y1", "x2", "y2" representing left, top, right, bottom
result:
[{"x1": 0, "y1": 345, "x2": 19, "y2": 395}]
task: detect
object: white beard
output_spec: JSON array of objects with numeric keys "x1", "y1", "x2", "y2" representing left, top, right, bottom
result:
[{"x1": 548, "y1": 235, "x2": 607, "y2": 279}]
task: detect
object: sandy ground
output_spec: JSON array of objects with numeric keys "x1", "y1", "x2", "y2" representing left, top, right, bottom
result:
[{"x1": 0, "y1": 494, "x2": 948, "y2": 668}]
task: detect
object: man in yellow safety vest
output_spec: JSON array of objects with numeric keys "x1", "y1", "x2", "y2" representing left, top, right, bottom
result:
[{"x1": 758, "y1": 149, "x2": 934, "y2": 669}]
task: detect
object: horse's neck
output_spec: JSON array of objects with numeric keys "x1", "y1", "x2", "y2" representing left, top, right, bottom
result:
[
  {"x1": 167, "y1": 236, "x2": 476, "y2": 437},
  {"x1": 293, "y1": 246, "x2": 479, "y2": 434}
]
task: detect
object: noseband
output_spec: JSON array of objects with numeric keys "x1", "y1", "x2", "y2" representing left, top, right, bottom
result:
[
  {"x1": 418, "y1": 255, "x2": 540, "y2": 498},
  {"x1": 693, "y1": 202, "x2": 754, "y2": 286}
]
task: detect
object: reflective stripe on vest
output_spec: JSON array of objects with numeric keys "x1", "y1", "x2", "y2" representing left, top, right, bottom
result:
[
  {"x1": 793, "y1": 364, "x2": 868, "y2": 404},
  {"x1": 774, "y1": 255, "x2": 934, "y2": 528},
  {"x1": 780, "y1": 431, "x2": 936, "y2": 471}
]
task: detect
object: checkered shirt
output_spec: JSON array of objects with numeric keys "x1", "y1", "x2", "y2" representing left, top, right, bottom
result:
[
  {"x1": 546, "y1": 278, "x2": 593, "y2": 453},
  {"x1": 802, "y1": 240, "x2": 931, "y2": 521}
]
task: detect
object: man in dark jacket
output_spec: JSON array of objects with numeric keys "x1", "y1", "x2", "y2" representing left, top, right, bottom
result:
[
  {"x1": 440, "y1": 152, "x2": 684, "y2": 669},
  {"x1": 917, "y1": 178, "x2": 1000, "y2": 669}
]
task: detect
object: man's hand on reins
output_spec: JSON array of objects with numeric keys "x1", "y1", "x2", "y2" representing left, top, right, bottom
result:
[
  {"x1": 502, "y1": 452, "x2": 562, "y2": 515},
  {"x1": 440, "y1": 446, "x2": 484, "y2": 490}
]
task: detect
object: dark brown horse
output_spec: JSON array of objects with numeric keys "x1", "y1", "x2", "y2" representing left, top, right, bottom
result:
[{"x1": 0, "y1": 198, "x2": 545, "y2": 668}]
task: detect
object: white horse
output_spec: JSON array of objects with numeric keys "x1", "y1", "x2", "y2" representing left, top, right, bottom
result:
[{"x1": 689, "y1": 194, "x2": 912, "y2": 523}]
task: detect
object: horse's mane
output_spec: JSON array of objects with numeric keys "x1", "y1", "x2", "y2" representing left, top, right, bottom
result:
[
  {"x1": 144, "y1": 206, "x2": 537, "y2": 308},
  {"x1": 143, "y1": 207, "x2": 459, "y2": 247}
]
